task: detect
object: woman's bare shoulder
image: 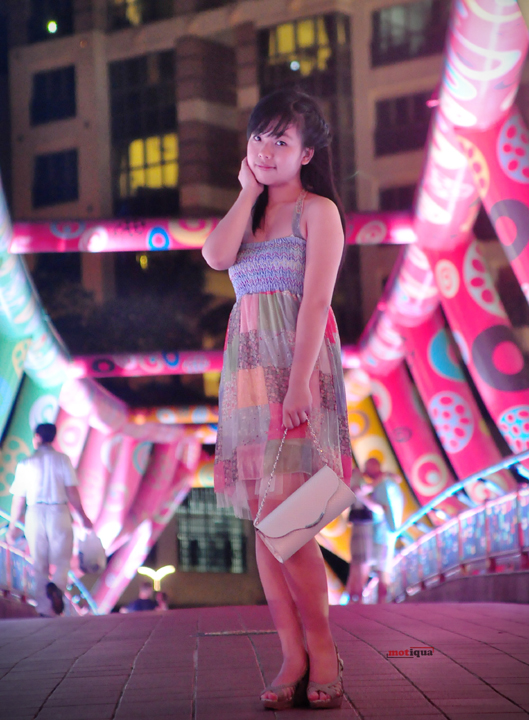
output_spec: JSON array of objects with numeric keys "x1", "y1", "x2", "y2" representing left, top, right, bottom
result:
[{"x1": 304, "y1": 193, "x2": 340, "y2": 220}]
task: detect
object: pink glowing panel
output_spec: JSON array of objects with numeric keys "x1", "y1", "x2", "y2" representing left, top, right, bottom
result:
[
  {"x1": 404, "y1": 310, "x2": 516, "y2": 497},
  {"x1": 457, "y1": 106, "x2": 529, "y2": 301},
  {"x1": 414, "y1": 113, "x2": 481, "y2": 251},
  {"x1": 423, "y1": 238, "x2": 529, "y2": 461},
  {"x1": 91, "y1": 448, "x2": 199, "y2": 614},
  {"x1": 76, "y1": 428, "x2": 123, "y2": 524},
  {"x1": 440, "y1": 0, "x2": 528, "y2": 130},
  {"x1": 10, "y1": 218, "x2": 219, "y2": 253},
  {"x1": 94, "y1": 436, "x2": 152, "y2": 550},
  {"x1": 345, "y1": 211, "x2": 416, "y2": 245},
  {"x1": 69, "y1": 350, "x2": 224, "y2": 378},
  {"x1": 10, "y1": 212, "x2": 416, "y2": 254},
  {"x1": 52, "y1": 407, "x2": 89, "y2": 469},
  {"x1": 370, "y1": 362, "x2": 462, "y2": 515},
  {"x1": 108, "y1": 439, "x2": 189, "y2": 554},
  {"x1": 59, "y1": 378, "x2": 127, "y2": 433},
  {"x1": 128, "y1": 406, "x2": 219, "y2": 425}
]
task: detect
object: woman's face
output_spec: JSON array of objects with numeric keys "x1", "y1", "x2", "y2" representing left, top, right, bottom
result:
[{"x1": 247, "y1": 123, "x2": 313, "y2": 186}]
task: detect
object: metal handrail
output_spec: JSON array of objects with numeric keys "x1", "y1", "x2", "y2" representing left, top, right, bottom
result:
[
  {"x1": 0, "y1": 510, "x2": 99, "y2": 615},
  {"x1": 391, "y1": 448, "x2": 529, "y2": 540}
]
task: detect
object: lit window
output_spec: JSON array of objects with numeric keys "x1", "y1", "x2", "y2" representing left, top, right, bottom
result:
[
  {"x1": 266, "y1": 17, "x2": 332, "y2": 78},
  {"x1": 119, "y1": 133, "x2": 178, "y2": 199},
  {"x1": 372, "y1": 0, "x2": 449, "y2": 67},
  {"x1": 176, "y1": 488, "x2": 247, "y2": 574}
]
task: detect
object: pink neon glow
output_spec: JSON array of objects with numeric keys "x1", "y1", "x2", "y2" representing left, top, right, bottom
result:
[
  {"x1": 9, "y1": 212, "x2": 416, "y2": 254},
  {"x1": 69, "y1": 350, "x2": 224, "y2": 378},
  {"x1": 369, "y1": 361, "x2": 462, "y2": 515}
]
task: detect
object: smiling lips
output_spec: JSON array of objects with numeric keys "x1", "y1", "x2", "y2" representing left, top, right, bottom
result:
[{"x1": 256, "y1": 164, "x2": 275, "y2": 170}]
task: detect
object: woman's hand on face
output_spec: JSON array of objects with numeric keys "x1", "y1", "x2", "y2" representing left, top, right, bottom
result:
[
  {"x1": 238, "y1": 157, "x2": 264, "y2": 200},
  {"x1": 282, "y1": 383, "x2": 312, "y2": 430}
]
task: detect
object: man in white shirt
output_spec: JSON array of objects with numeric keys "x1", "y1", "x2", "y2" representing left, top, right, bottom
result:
[{"x1": 6, "y1": 423, "x2": 93, "y2": 616}]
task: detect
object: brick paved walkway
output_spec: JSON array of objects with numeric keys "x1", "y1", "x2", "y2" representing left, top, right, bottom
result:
[{"x1": 0, "y1": 603, "x2": 528, "y2": 719}]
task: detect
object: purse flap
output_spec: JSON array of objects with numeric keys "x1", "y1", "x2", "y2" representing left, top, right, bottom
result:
[{"x1": 255, "y1": 466, "x2": 345, "y2": 538}]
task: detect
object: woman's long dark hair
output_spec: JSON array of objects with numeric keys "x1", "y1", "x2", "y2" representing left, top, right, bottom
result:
[{"x1": 247, "y1": 88, "x2": 346, "y2": 236}]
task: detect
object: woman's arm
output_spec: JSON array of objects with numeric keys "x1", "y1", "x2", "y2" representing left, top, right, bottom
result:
[
  {"x1": 201, "y1": 159, "x2": 263, "y2": 271},
  {"x1": 282, "y1": 196, "x2": 344, "y2": 428}
]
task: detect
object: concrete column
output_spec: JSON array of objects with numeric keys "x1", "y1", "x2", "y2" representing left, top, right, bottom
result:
[
  {"x1": 176, "y1": 36, "x2": 239, "y2": 216},
  {"x1": 234, "y1": 22, "x2": 259, "y2": 157}
]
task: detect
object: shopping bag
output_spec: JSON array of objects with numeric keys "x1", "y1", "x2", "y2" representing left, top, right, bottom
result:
[{"x1": 78, "y1": 530, "x2": 107, "y2": 574}]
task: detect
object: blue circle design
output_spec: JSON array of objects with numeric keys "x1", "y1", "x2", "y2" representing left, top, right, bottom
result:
[
  {"x1": 428, "y1": 329, "x2": 464, "y2": 382},
  {"x1": 147, "y1": 227, "x2": 170, "y2": 250},
  {"x1": 50, "y1": 221, "x2": 86, "y2": 239},
  {"x1": 162, "y1": 351, "x2": 180, "y2": 367}
]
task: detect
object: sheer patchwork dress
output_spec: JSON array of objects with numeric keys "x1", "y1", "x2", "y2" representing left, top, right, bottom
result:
[{"x1": 214, "y1": 191, "x2": 353, "y2": 520}]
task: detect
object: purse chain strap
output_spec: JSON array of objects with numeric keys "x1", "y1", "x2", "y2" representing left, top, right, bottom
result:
[{"x1": 254, "y1": 419, "x2": 327, "y2": 527}]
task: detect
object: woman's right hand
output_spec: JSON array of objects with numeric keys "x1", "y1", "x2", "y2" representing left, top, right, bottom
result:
[{"x1": 238, "y1": 157, "x2": 264, "y2": 200}]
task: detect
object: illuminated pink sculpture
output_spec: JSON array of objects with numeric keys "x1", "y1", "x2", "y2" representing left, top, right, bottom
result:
[
  {"x1": 369, "y1": 362, "x2": 462, "y2": 515},
  {"x1": 108, "y1": 439, "x2": 185, "y2": 554},
  {"x1": 9, "y1": 212, "x2": 417, "y2": 255},
  {"x1": 76, "y1": 428, "x2": 123, "y2": 524},
  {"x1": 457, "y1": 106, "x2": 529, "y2": 299},
  {"x1": 69, "y1": 350, "x2": 223, "y2": 378},
  {"x1": 52, "y1": 408, "x2": 89, "y2": 468},
  {"x1": 94, "y1": 436, "x2": 152, "y2": 550},
  {"x1": 403, "y1": 310, "x2": 515, "y2": 496}
]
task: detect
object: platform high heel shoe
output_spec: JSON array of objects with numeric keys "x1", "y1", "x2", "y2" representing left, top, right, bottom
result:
[
  {"x1": 260, "y1": 664, "x2": 310, "y2": 711},
  {"x1": 307, "y1": 646, "x2": 344, "y2": 709}
]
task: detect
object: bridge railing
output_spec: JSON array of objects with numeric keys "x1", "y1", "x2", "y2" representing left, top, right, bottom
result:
[
  {"x1": 378, "y1": 448, "x2": 529, "y2": 603},
  {"x1": 0, "y1": 511, "x2": 99, "y2": 616}
]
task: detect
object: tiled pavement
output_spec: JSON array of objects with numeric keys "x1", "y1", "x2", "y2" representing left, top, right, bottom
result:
[{"x1": 0, "y1": 603, "x2": 528, "y2": 720}]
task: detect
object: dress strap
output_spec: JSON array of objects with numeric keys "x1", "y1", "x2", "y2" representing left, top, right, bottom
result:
[{"x1": 291, "y1": 189, "x2": 307, "y2": 239}]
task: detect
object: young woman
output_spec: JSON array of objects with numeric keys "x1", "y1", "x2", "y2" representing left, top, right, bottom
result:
[{"x1": 202, "y1": 88, "x2": 353, "y2": 710}]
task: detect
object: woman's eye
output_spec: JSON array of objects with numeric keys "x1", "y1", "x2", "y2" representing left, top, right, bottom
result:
[
  {"x1": 253, "y1": 135, "x2": 261, "y2": 142},
  {"x1": 276, "y1": 140, "x2": 286, "y2": 146}
]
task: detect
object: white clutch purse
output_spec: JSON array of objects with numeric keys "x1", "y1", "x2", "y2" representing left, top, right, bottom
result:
[{"x1": 253, "y1": 421, "x2": 356, "y2": 563}]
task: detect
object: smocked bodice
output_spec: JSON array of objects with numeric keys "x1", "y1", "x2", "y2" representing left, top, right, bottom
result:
[{"x1": 229, "y1": 236, "x2": 306, "y2": 301}]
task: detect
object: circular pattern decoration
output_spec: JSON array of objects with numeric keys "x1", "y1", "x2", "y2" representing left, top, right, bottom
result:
[
  {"x1": 138, "y1": 355, "x2": 165, "y2": 373},
  {"x1": 456, "y1": 137, "x2": 490, "y2": 196},
  {"x1": 182, "y1": 356, "x2": 210, "y2": 374},
  {"x1": 435, "y1": 260, "x2": 460, "y2": 299},
  {"x1": 92, "y1": 358, "x2": 116, "y2": 375},
  {"x1": 191, "y1": 407, "x2": 210, "y2": 424},
  {"x1": 392, "y1": 427, "x2": 412, "y2": 443},
  {"x1": 497, "y1": 110, "x2": 529, "y2": 183},
  {"x1": 162, "y1": 352, "x2": 180, "y2": 367},
  {"x1": 169, "y1": 219, "x2": 217, "y2": 248},
  {"x1": 196, "y1": 461, "x2": 214, "y2": 488},
  {"x1": 78, "y1": 227, "x2": 109, "y2": 252},
  {"x1": 29, "y1": 394, "x2": 59, "y2": 431},
  {"x1": 356, "y1": 220, "x2": 387, "y2": 245},
  {"x1": 489, "y1": 199, "x2": 529, "y2": 262},
  {"x1": 498, "y1": 405, "x2": 529, "y2": 452},
  {"x1": 428, "y1": 391, "x2": 474, "y2": 453},
  {"x1": 100, "y1": 434, "x2": 123, "y2": 473},
  {"x1": 370, "y1": 380, "x2": 392, "y2": 422},
  {"x1": 147, "y1": 227, "x2": 170, "y2": 251},
  {"x1": 472, "y1": 325, "x2": 529, "y2": 391},
  {"x1": 410, "y1": 453, "x2": 449, "y2": 497},
  {"x1": 428, "y1": 329, "x2": 464, "y2": 382},
  {"x1": 156, "y1": 408, "x2": 177, "y2": 424},
  {"x1": 56, "y1": 417, "x2": 87, "y2": 456},
  {"x1": 463, "y1": 241, "x2": 506, "y2": 318},
  {"x1": 0, "y1": 436, "x2": 31, "y2": 497},
  {"x1": 11, "y1": 340, "x2": 30, "y2": 377},
  {"x1": 50, "y1": 221, "x2": 86, "y2": 240},
  {"x1": 348, "y1": 410, "x2": 369, "y2": 439},
  {"x1": 133, "y1": 441, "x2": 152, "y2": 474}
]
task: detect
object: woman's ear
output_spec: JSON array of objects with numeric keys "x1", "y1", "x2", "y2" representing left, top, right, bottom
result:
[{"x1": 301, "y1": 147, "x2": 315, "y2": 165}]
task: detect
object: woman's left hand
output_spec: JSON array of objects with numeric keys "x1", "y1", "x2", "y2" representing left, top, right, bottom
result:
[{"x1": 282, "y1": 383, "x2": 312, "y2": 430}]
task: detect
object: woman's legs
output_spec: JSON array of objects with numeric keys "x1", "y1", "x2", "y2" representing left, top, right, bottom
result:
[
  {"x1": 282, "y1": 539, "x2": 339, "y2": 700},
  {"x1": 256, "y1": 535, "x2": 307, "y2": 699}
]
